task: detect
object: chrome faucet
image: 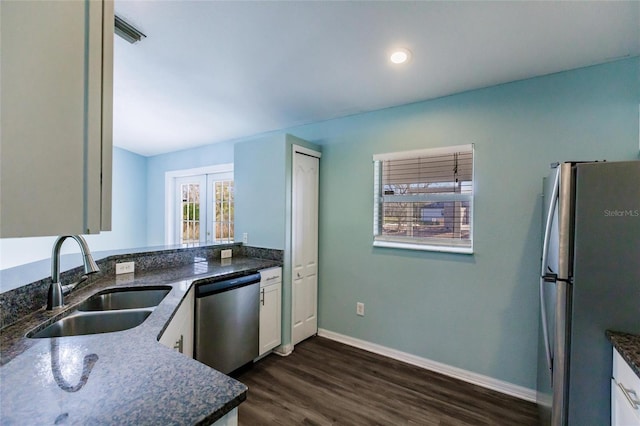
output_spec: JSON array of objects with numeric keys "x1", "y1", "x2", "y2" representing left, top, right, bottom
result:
[{"x1": 47, "y1": 235, "x2": 100, "y2": 310}]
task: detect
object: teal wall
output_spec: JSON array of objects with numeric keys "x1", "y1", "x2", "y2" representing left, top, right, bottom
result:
[
  {"x1": 145, "y1": 140, "x2": 235, "y2": 245},
  {"x1": 0, "y1": 147, "x2": 148, "y2": 273},
  {"x1": 234, "y1": 134, "x2": 287, "y2": 250},
  {"x1": 284, "y1": 58, "x2": 639, "y2": 389},
  {"x1": 140, "y1": 58, "x2": 637, "y2": 389}
]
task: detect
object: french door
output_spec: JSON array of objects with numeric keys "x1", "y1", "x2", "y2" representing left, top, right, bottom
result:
[{"x1": 174, "y1": 172, "x2": 234, "y2": 244}]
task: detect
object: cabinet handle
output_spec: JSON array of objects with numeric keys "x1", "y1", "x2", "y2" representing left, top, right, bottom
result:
[
  {"x1": 261, "y1": 288, "x2": 265, "y2": 306},
  {"x1": 173, "y1": 335, "x2": 184, "y2": 353},
  {"x1": 617, "y1": 382, "x2": 640, "y2": 410}
]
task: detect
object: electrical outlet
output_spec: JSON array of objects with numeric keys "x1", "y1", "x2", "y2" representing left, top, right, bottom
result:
[
  {"x1": 242, "y1": 233, "x2": 248, "y2": 244},
  {"x1": 221, "y1": 249, "x2": 232, "y2": 259},
  {"x1": 356, "y1": 302, "x2": 365, "y2": 316},
  {"x1": 115, "y1": 261, "x2": 135, "y2": 275}
]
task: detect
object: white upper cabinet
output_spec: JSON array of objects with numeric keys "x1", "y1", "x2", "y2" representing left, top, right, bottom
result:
[{"x1": 0, "y1": 0, "x2": 114, "y2": 237}]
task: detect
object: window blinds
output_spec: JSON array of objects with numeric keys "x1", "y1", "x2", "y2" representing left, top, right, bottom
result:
[{"x1": 373, "y1": 144, "x2": 474, "y2": 253}]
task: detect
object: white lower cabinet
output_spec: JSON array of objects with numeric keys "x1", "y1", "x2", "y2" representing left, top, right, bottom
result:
[
  {"x1": 612, "y1": 348, "x2": 640, "y2": 426},
  {"x1": 160, "y1": 286, "x2": 194, "y2": 358},
  {"x1": 259, "y1": 267, "x2": 282, "y2": 356},
  {"x1": 214, "y1": 408, "x2": 238, "y2": 426}
]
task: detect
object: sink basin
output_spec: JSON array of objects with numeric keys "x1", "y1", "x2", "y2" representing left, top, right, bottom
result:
[
  {"x1": 28, "y1": 310, "x2": 152, "y2": 338},
  {"x1": 76, "y1": 286, "x2": 171, "y2": 311},
  {"x1": 27, "y1": 286, "x2": 171, "y2": 339}
]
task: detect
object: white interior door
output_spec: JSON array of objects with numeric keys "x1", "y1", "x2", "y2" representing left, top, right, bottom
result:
[{"x1": 291, "y1": 148, "x2": 320, "y2": 346}]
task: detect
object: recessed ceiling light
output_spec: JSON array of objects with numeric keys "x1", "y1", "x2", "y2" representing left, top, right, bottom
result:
[{"x1": 390, "y1": 48, "x2": 412, "y2": 65}]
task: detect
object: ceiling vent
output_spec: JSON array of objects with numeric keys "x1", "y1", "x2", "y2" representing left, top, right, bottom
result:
[{"x1": 115, "y1": 15, "x2": 146, "y2": 44}]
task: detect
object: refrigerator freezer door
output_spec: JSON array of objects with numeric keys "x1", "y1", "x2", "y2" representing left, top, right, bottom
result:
[
  {"x1": 567, "y1": 161, "x2": 640, "y2": 426},
  {"x1": 550, "y1": 162, "x2": 576, "y2": 426}
]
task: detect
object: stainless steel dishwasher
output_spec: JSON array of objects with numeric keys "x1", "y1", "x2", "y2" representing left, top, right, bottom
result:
[{"x1": 194, "y1": 272, "x2": 260, "y2": 374}]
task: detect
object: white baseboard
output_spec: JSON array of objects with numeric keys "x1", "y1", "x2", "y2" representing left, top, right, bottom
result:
[{"x1": 317, "y1": 328, "x2": 536, "y2": 403}]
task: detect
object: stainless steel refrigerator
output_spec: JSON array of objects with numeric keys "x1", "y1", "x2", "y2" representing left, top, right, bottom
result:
[{"x1": 537, "y1": 160, "x2": 640, "y2": 426}]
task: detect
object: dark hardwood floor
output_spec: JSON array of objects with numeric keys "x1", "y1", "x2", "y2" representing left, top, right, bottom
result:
[{"x1": 234, "y1": 336, "x2": 538, "y2": 425}]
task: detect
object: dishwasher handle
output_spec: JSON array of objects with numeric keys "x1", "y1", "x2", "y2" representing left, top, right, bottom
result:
[{"x1": 195, "y1": 273, "x2": 261, "y2": 298}]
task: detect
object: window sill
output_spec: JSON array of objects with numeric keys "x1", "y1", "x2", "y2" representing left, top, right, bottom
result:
[{"x1": 373, "y1": 240, "x2": 473, "y2": 254}]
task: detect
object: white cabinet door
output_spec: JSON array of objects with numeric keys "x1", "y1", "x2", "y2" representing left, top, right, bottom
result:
[
  {"x1": 612, "y1": 348, "x2": 640, "y2": 426},
  {"x1": 259, "y1": 281, "x2": 282, "y2": 355},
  {"x1": 0, "y1": 0, "x2": 113, "y2": 237},
  {"x1": 612, "y1": 379, "x2": 640, "y2": 426},
  {"x1": 291, "y1": 148, "x2": 320, "y2": 346},
  {"x1": 214, "y1": 408, "x2": 238, "y2": 426},
  {"x1": 160, "y1": 287, "x2": 194, "y2": 357}
]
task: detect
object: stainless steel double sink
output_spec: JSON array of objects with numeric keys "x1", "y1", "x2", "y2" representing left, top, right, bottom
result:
[{"x1": 28, "y1": 286, "x2": 171, "y2": 339}]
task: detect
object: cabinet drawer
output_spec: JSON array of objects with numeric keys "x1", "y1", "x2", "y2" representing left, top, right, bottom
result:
[
  {"x1": 260, "y1": 267, "x2": 282, "y2": 287},
  {"x1": 613, "y1": 348, "x2": 640, "y2": 425}
]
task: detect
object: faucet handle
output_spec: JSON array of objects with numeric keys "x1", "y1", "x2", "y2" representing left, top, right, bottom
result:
[{"x1": 62, "y1": 275, "x2": 89, "y2": 295}]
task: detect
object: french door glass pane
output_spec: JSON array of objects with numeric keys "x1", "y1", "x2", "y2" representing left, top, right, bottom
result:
[
  {"x1": 213, "y1": 180, "x2": 234, "y2": 242},
  {"x1": 180, "y1": 183, "x2": 200, "y2": 244}
]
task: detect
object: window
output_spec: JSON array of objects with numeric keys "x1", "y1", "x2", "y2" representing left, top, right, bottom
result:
[
  {"x1": 373, "y1": 144, "x2": 474, "y2": 253},
  {"x1": 166, "y1": 165, "x2": 234, "y2": 245}
]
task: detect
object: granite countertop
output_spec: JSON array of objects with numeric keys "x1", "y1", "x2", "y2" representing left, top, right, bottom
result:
[
  {"x1": 0, "y1": 256, "x2": 281, "y2": 425},
  {"x1": 606, "y1": 330, "x2": 640, "y2": 379}
]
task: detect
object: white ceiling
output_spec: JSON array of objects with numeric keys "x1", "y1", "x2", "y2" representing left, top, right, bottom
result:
[{"x1": 113, "y1": 1, "x2": 640, "y2": 157}]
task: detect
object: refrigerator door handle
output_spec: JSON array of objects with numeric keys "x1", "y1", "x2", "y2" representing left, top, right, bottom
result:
[
  {"x1": 540, "y1": 169, "x2": 560, "y2": 381},
  {"x1": 539, "y1": 275, "x2": 554, "y2": 380}
]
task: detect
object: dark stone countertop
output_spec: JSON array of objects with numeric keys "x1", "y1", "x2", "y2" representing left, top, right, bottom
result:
[
  {"x1": 0, "y1": 256, "x2": 281, "y2": 425},
  {"x1": 606, "y1": 330, "x2": 640, "y2": 380}
]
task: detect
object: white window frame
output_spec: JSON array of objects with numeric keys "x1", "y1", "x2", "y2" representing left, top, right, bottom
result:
[
  {"x1": 165, "y1": 164, "x2": 234, "y2": 245},
  {"x1": 372, "y1": 144, "x2": 474, "y2": 254}
]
